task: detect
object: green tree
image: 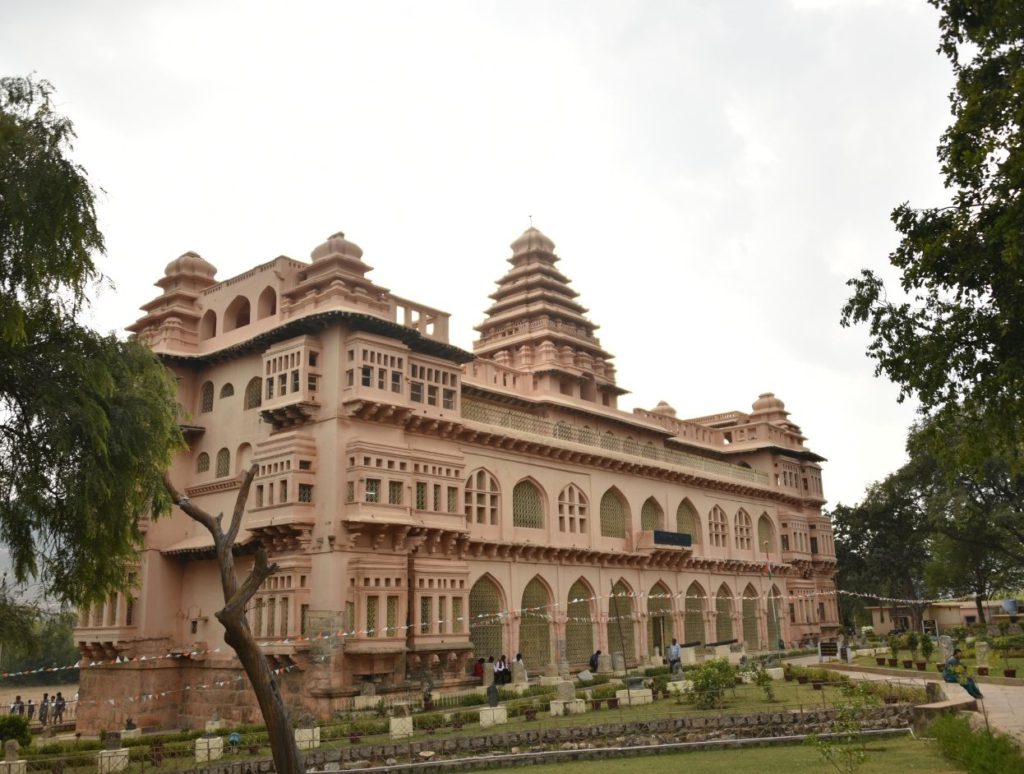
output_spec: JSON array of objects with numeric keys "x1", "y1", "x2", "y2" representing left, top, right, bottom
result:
[
  {"x1": 0, "y1": 77, "x2": 182, "y2": 606},
  {"x1": 840, "y1": 2, "x2": 1024, "y2": 468}
]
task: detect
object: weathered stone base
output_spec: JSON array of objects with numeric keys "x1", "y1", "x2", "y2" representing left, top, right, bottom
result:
[
  {"x1": 616, "y1": 688, "x2": 653, "y2": 706},
  {"x1": 195, "y1": 736, "x2": 224, "y2": 763},
  {"x1": 549, "y1": 699, "x2": 586, "y2": 716},
  {"x1": 666, "y1": 679, "x2": 693, "y2": 695},
  {"x1": 0, "y1": 761, "x2": 27, "y2": 774},
  {"x1": 478, "y1": 707, "x2": 508, "y2": 727},
  {"x1": 539, "y1": 675, "x2": 563, "y2": 687},
  {"x1": 97, "y1": 749, "x2": 129, "y2": 774},
  {"x1": 390, "y1": 716, "x2": 414, "y2": 739},
  {"x1": 295, "y1": 726, "x2": 321, "y2": 750}
]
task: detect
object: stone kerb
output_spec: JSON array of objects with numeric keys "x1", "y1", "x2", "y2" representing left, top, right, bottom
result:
[
  {"x1": 615, "y1": 687, "x2": 653, "y2": 706},
  {"x1": 549, "y1": 699, "x2": 587, "y2": 716},
  {"x1": 195, "y1": 735, "x2": 224, "y2": 763},
  {"x1": 478, "y1": 707, "x2": 508, "y2": 727}
]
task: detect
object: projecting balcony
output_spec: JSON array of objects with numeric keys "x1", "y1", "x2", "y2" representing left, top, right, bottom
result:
[{"x1": 342, "y1": 502, "x2": 469, "y2": 534}]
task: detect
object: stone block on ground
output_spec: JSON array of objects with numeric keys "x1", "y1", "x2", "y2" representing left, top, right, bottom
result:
[
  {"x1": 195, "y1": 736, "x2": 224, "y2": 763},
  {"x1": 766, "y1": 667, "x2": 785, "y2": 681},
  {"x1": 616, "y1": 688, "x2": 653, "y2": 706},
  {"x1": 511, "y1": 662, "x2": 528, "y2": 684},
  {"x1": 598, "y1": 654, "x2": 613, "y2": 673},
  {"x1": 478, "y1": 707, "x2": 508, "y2": 727},
  {"x1": 554, "y1": 680, "x2": 576, "y2": 702},
  {"x1": 611, "y1": 653, "x2": 626, "y2": 673},
  {"x1": 0, "y1": 763, "x2": 27, "y2": 774},
  {"x1": 389, "y1": 716, "x2": 413, "y2": 739},
  {"x1": 666, "y1": 679, "x2": 693, "y2": 695},
  {"x1": 549, "y1": 699, "x2": 586, "y2": 716},
  {"x1": 97, "y1": 749, "x2": 130, "y2": 774},
  {"x1": 681, "y1": 646, "x2": 699, "y2": 665},
  {"x1": 295, "y1": 727, "x2": 321, "y2": 751}
]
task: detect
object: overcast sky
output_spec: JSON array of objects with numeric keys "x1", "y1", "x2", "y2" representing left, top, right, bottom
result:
[{"x1": 1, "y1": 0, "x2": 954, "y2": 509}]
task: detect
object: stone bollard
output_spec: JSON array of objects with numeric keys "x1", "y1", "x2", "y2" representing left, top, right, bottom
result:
[
  {"x1": 598, "y1": 653, "x2": 613, "y2": 674},
  {"x1": 1, "y1": 740, "x2": 26, "y2": 774}
]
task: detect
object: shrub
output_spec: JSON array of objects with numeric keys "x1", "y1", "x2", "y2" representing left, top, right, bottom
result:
[
  {"x1": 929, "y1": 714, "x2": 1024, "y2": 774},
  {"x1": 920, "y1": 634, "x2": 935, "y2": 661},
  {"x1": 685, "y1": 658, "x2": 735, "y2": 709},
  {"x1": 0, "y1": 715, "x2": 31, "y2": 748}
]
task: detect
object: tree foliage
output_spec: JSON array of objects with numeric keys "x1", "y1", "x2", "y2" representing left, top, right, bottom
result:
[
  {"x1": 841, "y1": 1, "x2": 1024, "y2": 462},
  {"x1": 0, "y1": 77, "x2": 183, "y2": 604}
]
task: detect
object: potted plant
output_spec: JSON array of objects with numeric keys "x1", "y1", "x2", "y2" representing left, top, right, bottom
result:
[
  {"x1": 901, "y1": 632, "x2": 916, "y2": 669},
  {"x1": 994, "y1": 637, "x2": 1016, "y2": 678},
  {"x1": 875, "y1": 653, "x2": 887, "y2": 667},
  {"x1": 887, "y1": 634, "x2": 902, "y2": 668},
  {"x1": 523, "y1": 701, "x2": 538, "y2": 721},
  {"x1": 783, "y1": 664, "x2": 794, "y2": 681},
  {"x1": 918, "y1": 633, "x2": 934, "y2": 671}
]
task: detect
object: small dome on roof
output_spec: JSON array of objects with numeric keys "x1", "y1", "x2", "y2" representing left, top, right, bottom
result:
[
  {"x1": 511, "y1": 226, "x2": 555, "y2": 256},
  {"x1": 751, "y1": 392, "x2": 787, "y2": 414},
  {"x1": 311, "y1": 231, "x2": 364, "y2": 263},
  {"x1": 652, "y1": 400, "x2": 677, "y2": 417},
  {"x1": 164, "y1": 251, "x2": 216, "y2": 279}
]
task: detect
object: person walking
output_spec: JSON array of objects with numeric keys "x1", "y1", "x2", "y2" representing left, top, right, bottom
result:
[
  {"x1": 26, "y1": 698, "x2": 34, "y2": 721},
  {"x1": 53, "y1": 692, "x2": 66, "y2": 724},
  {"x1": 666, "y1": 638, "x2": 682, "y2": 675},
  {"x1": 38, "y1": 693, "x2": 49, "y2": 726},
  {"x1": 589, "y1": 650, "x2": 601, "y2": 672}
]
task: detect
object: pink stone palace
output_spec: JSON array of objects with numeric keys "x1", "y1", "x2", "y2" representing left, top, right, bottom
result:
[{"x1": 73, "y1": 227, "x2": 838, "y2": 730}]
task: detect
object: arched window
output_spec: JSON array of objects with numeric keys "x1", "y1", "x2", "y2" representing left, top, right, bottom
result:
[
  {"x1": 519, "y1": 578, "x2": 551, "y2": 668},
  {"x1": 244, "y1": 377, "x2": 262, "y2": 410},
  {"x1": 512, "y1": 480, "x2": 544, "y2": 528},
  {"x1": 464, "y1": 469, "x2": 499, "y2": 525},
  {"x1": 469, "y1": 576, "x2": 504, "y2": 659},
  {"x1": 715, "y1": 584, "x2": 734, "y2": 641},
  {"x1": 742, "y1": 585, "x2": 760, "y2": 650},
  {"x1": 599, "y1": 489, "x2": 626, "y2": 538},
  {"x1": 216, "y1": 448, "x2": 230, "y2": 478},
  {"x1": 219, "y1": 383, "x2": 234, "y2": 398},
  {"x1": 734, "y1": 509, "x2": 753, "y2": 550},
  {"x1": 199, "y1": 310, "x2": 217, "y2": 340},
  {"x1": 607, "y1": 580, "x2": 636, "y2": 663},
  {"x1": 684, "y1": 582, "x2": 706, "y2": 644},
  {"x1": 224, "y1": 295, "x2": 251, "y2": 331},
  {"x1": 566, "y1": 579, "x2": 594, "y2": 665},
  {"x1": 647, "y1": 582, "x2": 674, "y2": 657},
  {"x1": 196, "y1": 452, "x2": 210, "y2": 473},
  {"x1": 676, "y1": 499, "x2": 700, "y2": 544},
  {"x1": 256, "y1": 286, "x2": 277, "y2": 319},
  {"x1": 709, "y1": 506, "x2": 728, "y2": 548},
  {"x1": 199, "y1": 381, "x2": 214, "y2": 413},
  {"x1": 757, "y1": 513, "x2": 776, "y2": 554},
  {"x1": 640, "y1": 497, "x2": 663, "y2": 531},
  {"x1": 557, "y1": 484, "x2": 588, "y2": 533}
]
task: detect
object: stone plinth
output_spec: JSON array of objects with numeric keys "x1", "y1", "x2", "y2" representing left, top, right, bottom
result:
[
  {"x1": 511, "y1": 662, "x2": 528, "y2": 684},
  {"x1": 665, "y1": 679, "x2": 693, "y2": 695},
  {"x1": 120, "y1": 728, "x2": 141, "y2": 740},
  {"x1": 97, "y1": 749, "x2": 130, "y2": 774},
  {"x1": 616, "y1": 688, "x2": 653, "y2": 706},
  {"x1": 597, "y1": 654, "x2": 613, "y2": 674},
  {"x1": 554, "y1": 680, "x2": 576, "y2": 702},
  {"x1": 478, "y1": 707, "x2": 508, "y2": 727},
  {"x1": 195, "y1": 736, "x2": 224, "y2": 763},
  {"x1": 549, "y1": 699, "x2": 586, "y2": 716},
  {"x1": 295, "y1": 727, "x2": 320, "y2": 751},
  {"x1": 610, "y1": 653, "x2": 626, "y2": 673},
  {"x1": 767, "y1": 667, "x2": 785, "y2": 681},
  {"x1": 482, "y1": 669, "x2": 495, "y2": 688},
  {"x1": 0, "y1": 762, "x2": 27, "y2": 774},
  {"x1": 389, "y1": 717, "x2": 413, "y2": 739}
]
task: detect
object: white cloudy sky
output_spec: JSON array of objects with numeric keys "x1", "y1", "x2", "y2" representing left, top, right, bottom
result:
[{"x1": 1, "y1": 0, "x2": 954, "y2": 508}]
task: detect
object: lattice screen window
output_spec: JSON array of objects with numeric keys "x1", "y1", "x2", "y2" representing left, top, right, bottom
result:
[
  {"x1": 244, "y1": 377, "x2": 262, "y2": 409},
  {"x1": 415, "y1": 482, "x2": 427, "y2": 510},
  {"x1": 558, "y1": 484, "x2": 588, "y2": 533},
  {"x1": 599, "y1": 490, "x2": 626, "y2": 538},
  {"x1": 640, "y1": 497, "x2": 663, "y2": 531},
  {"x1": 386, "y1": 595, "x2": 398, "y2": 636},
  {"x1": 715, "y1": 587, "x2": 733, "y2": 641},
  {"x1": 554, "y1": 422, "x2": 573, "y2": 440},
  {"x1": 266, "y1": 596, "x2": 276, "y2": 637},
  {"x1": 647, "y1": 584, "x2": 673, "y2": 656},
  {"x1": 741, "y1": 590, "x2": 759, "y2": 650},
  {"x1": 708, "y1": 506, "x2": 728, "y2": 547},
  {"x1": 520, "y1": 579, "x2": 551, "y2": 669},
  {"x1": 757, "y1": 514, "x2": 775, "y2": 553},
  {"x1": 566, "y1": 580, "x2": 594, "y2": 665},
  {"x1": 606, "y1": 581, "x2": 636, "y2": 661},
  {"x1": 298, "y1": 484, "x2": 313, "y2": 503},
  {"x1": 512, "y1": 481, "x2": 544, "y2": 528},
  {"x1": 346, "y1": 481, "x2": 355, "y2": 502},
  {"x1": 734, "y1": 510, "x2": 753, "y2": 550},
  {"x1": 200, "y1": 381, "x2": 214, "y2": 413},
  {"x1": 433, "y1": 484, "x2": 442, "y2": 512},
  {"x1": 469, "y1": 577, "x2": 503, "y2": 658},
  {"x1": 420, "y1": 596, "x2": 432, "y2": 634},
  {"x1": 220, "y1": 383, "x2": 234, "y2": 398},
  {"x1": 438, "y1": 597, "x2": 446, "y2": 634},
  {"x1": 684, "y1": 584, "x2": 705, "y2": 644},
  {"x1": 366, "y1": 596, "x2": 378, "y2": 637},
  {"x1": 464, "y1": 469, "x2": 499, "y2": 525},
  {"x1": 452, "y1": 597, "x2": 463, "y2": 633},
  {"x1": 216, "y1": 448, "x2": 230, "y2": 477},
  {"x1": 676, "y1": 500, "x2": 699, "y2": 543},
  {"x1": 447, "y1": 486, "x2": 458, "y2": 513},
  {"x1": 196, "y1": 452, "x2": 210, "y2": 473},
  {"x1": 280, "y1": 598, "x2": 289, "y2": 638},
  {"x1": 388, "y1": 481, "x2": 403, "y2": 505}
]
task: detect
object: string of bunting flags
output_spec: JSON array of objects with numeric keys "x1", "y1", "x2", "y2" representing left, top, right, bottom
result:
[{"x1": 0, "y1": 587, "x2": 961, "y2": 681}]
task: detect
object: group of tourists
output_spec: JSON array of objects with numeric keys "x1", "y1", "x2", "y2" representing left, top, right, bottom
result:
[
  {"x1": 7, "y1": 691, "x2": 69, "y2": 724},
  {"x1": 472, "y1": 654, "x2": 527, "y2": 684}
]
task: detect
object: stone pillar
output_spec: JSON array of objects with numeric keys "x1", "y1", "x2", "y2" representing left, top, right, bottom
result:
[
  {"x1": 597, "y1": 653, "x2": 613, "y2": 674},
  {"x1": 482, "y1": 666, "x2": 495, "y2": 688},
  {"x1": 511, "y1": 662, "x2": 528, "y2": 684}
]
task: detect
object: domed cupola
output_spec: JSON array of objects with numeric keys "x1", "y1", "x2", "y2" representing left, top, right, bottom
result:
[
  {"x1": 751, "y1": 392, "x2": 789, "y2": 420},
  {"x1": 510, "y1": 226, "x2": 556, "y2": 258},
  {"x1": 310, "y1": 231, "x2": 371, "y2": 278}
]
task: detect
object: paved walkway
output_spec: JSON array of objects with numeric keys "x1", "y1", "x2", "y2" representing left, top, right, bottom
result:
[{"x1": 787, "y1": 656, "x2": 1024, "y2": 745}]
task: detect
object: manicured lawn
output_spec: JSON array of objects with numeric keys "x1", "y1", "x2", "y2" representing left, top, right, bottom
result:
[{"x1": 464, "y1": 735, "x2": 960, "y2": 773}]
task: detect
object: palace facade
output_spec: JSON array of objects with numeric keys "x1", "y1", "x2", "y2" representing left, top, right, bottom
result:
[{"x1": 74, "y1": 227, "x2": 838, "y2": 730}]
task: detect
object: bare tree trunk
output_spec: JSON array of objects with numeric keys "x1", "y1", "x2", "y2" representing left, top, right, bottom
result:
[
  {"x1": 975, "y1": 592, "x2": 987, "y2": 624},
  {"x1": 165, "y1": 466, "x2": 302, "y2": 774}
]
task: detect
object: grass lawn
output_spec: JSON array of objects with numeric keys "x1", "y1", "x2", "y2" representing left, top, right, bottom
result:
[{"x1": 464, "y1": 735, "x2": 961, "y2": 773}]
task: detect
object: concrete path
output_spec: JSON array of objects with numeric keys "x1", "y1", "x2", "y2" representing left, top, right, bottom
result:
[{"x1": 786, "y1": 657, "x2": 1024, "y2": 745}]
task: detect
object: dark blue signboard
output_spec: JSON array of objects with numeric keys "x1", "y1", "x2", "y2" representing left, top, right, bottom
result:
[{"x1": 652, "y1": 531, "x2": 692, "y2": 548}]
